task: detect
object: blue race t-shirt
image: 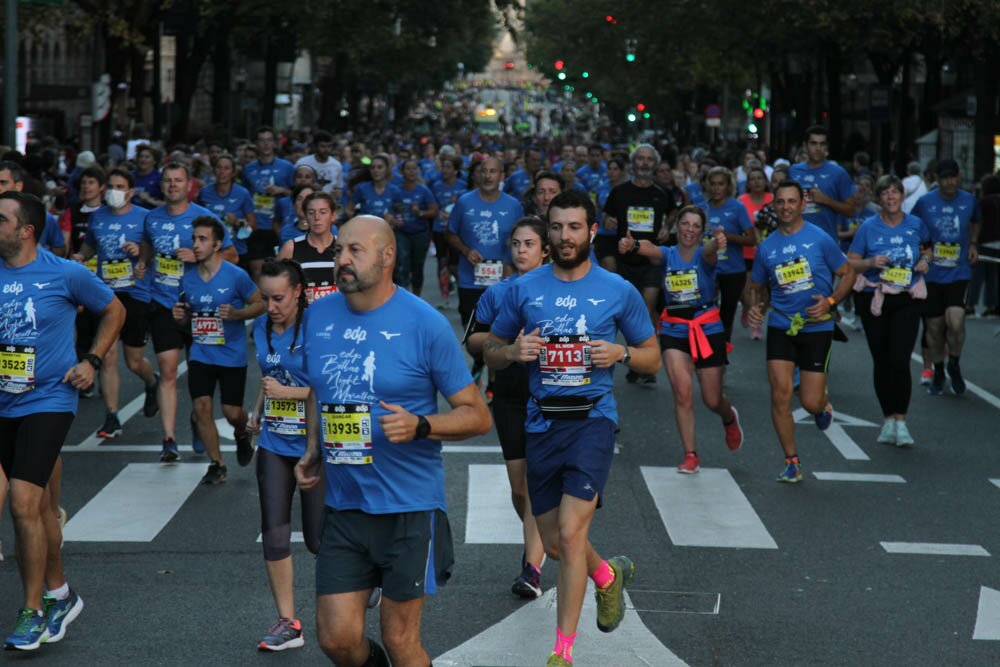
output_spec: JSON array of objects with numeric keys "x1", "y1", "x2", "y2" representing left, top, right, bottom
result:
[
  {"x1": 502, "y1": 168, "x2": 532, "y2": 199},
  {"x1": 397, "y1": 183, "x2": 436, "y2": 235},
  {"x1": 243, "y1": 157, "x2": 295, "y2": 230},
  {"x1": 85, "y1": 205, "x2": 152, "y2": 302},
  {"x1": 432, "y1": 180, "x2": 468, "y2": 234},
  {"x1": 705, "y1": 198, "x2": 754, "y2": 275},
  {"x1": 658, "y1": 245, "x2": 723, "y2": 338},
  {"x1": 301, "y1": 289, "x2": 473, "y2": 514},
  {"x1": 447, "y1": 190, "x2": 524, "y2": 289},
  {"x1": 595, "y1": 182, "x2": 618, "y2": 237},
  {"x1": 576, "y1": 164, "x2": 608, "y2": 193},
  {"x1": 132, "y1": 169, "x2": 162, "y2": 205},
  {"x1": 352, "y1": 181, "x2": 403, "y2": 219},
  {"x1": 685, "y1": 182, "x2": 707, "y2": 209},
  {"x1": 180, "y1": 261, "x2": 257, "y2": 367},
  {"x1": 911, "y1": 188, "x2": 980, "y2": 284},
  {"x1": 143, "y1": 203, "x2": 233, "y2": 309},
  {"x1": 274, "y1": 196, "x2": 305, "y2": 245},
  {"x1": 253, "y1": 314, "x2": 309, "y2": 457},
  {"x1": 751, "y1": 222, "x2": 846, "y2": 333},
  {"x1": 0, "y1": 249, "x2": 114, "y2": 417},
  {"x1": 197, "y1": 184, "x2": 256, "y2": 256},
  {"x1": 788, "y1": 161, "x2": 856, "y2": 242},
  {"x1": 848, "y1": 214, "x2": 928, "y2": 291},
  {"x1": 491, "y1": 264, "x2": 654, "y2": 432},
  {"x1": 42, "y1": 213, "x2": 64, "y2": 251}
]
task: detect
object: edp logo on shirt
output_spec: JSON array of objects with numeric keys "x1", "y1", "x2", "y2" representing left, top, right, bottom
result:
[
  {"x1": 555, "y1": 296, "x2": 577, "y2": 309},
  {"x1": 3, "y1": 283, "x2": 23, "y2": 295},
  {"x1": 343, "y1": 326, "x2": 367, "y2": 343}
]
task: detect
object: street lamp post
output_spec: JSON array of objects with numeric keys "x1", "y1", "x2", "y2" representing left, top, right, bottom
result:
[{"x1": 3, "y1": 0, "x2": 17, "y2": 148}]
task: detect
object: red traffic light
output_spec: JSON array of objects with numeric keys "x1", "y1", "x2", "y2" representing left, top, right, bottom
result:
[
  {"x1": 554, "y1": 60, "x2": 564, "y2": 71},
  {"x1": 605, "y1": 15, "x2": 617, "y2": 24},
  {"x1": 504, "y1": 61, "x2": 515, "y2": 70},
  {"x1": 753, "y1": 108, "x2": 765, "y2": 119},
  {"x1": 636, "y1": 103, "x2": 646, "y2": 112}
]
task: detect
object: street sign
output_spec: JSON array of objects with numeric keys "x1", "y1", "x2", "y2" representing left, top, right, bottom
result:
[
  {"x1": 92, "y1": 74, "x2": 111, "y2": 122},
  {"x1": 705, "y1": 103, "x2": 721, "y2": 119},
  {"x1": 705, "y1": 118, "x2": 721, "y2": 127}
]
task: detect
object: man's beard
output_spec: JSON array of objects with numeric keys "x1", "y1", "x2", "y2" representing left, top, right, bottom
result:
[
  {"x1": 0, "y1": 237, "x2": 22, "y2": 261},
  {"x1": 336, "y1": 257, "x2": 383, "y2": 293},
  {"x1": 552, "y1": 240, "x2": 590, "y2": 270}
]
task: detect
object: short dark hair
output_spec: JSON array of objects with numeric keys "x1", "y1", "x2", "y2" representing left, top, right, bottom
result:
[
  {"x1": 588, "y1": 143, "x2": 603, "y2": 154},
  {"x1": 192, "y1": 215, "x2": 225, "y2": 243},
  {"x1": 0, "y1": 191, "x2": 45, "y2": 243},
  {"x1": 0, "y1": 160, "x2": 25, "y2": 183},
  {"x1": 79, "y1": 165, "x2": 108, "y2": 186},
  {"x1": 775, "y1": 180, "x2": 804, "y2": 199},
  {"x1": 302, "y1": 191, "x2": 337, "y2": 213},
  {"x1": 161, "y1": 161, "x2": 191, "y2": 180},
  {"x1": 314, "y1": 130, "x2": 333, "y2": 144},
  {"x1": 547, "y1": 189, "x2": 595, "y2": 226},
  {"x1": 108, "y1": 167, "x2": 135, "y2": 189},
  {"x1": 256, "y1": 126, "x2": 276, "y2": 139},
  {"x1": 804, "y1": 125, "x2": 828, "y2": 142},
  {"x1": 533, "y1": 169, "x2": 564, "y2": 190}
]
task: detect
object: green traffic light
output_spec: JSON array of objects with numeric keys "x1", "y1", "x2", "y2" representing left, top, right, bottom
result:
[
  {"x1": 760, "y1": 97, "x2": 767, "y2": 110},
  {"x1": 557, "y1": 72, "x2": 566, "y2": 80},
  {"x1": 625, "y1": 54, "x2": 636, "y2": 62},
  {"x1": 586, "y1": 92, "x2": 592, "y2": 98},
  {"x1": 582, "y1": 71, "x2": 589, "y2": 78},
  {"x1": 643, "y1": 112, "x2": 650, "y2": 119},
  {"x1": 627, "y1": 113, "x2": 637, "y2": 122}
]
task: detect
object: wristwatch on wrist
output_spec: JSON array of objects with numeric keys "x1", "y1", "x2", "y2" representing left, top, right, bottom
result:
[
  {"x1": 84, "y1": 353, "x2": 103, "y2": 370},
  {"x1": 619, "y1": 346, "x2": 631, "y2": 366},
  {"x1": 826, "y1": 296, "x2": 837, "y2": 308},
  {"x1": 415, "y1": 415, "x2": 431, "y2": 440}
]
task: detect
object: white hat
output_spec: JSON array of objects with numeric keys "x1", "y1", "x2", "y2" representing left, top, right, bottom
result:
[{"x1": 76, "y1": 151, "x2": 97, "y2": 169}]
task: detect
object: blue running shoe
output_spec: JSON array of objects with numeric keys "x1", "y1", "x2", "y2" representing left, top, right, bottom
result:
[
  {"x1": 814, "y1": 402, "x2": 833, "y2": 431},
  {"x1": 3, "y1": 608, "x2": 48, "y2": 651},
  {"x1": 928, "y1": 364, "x2": 945, "y2": 396},
  {"x1": 777, "y1": 460, "x2": 802, "y2": 483},
  {"x1": 191, "y1": 413, "x2": 205, "y2": 454},
  {"x1": 43, "y1": 589, "x2": 83, "y2": 643},
  {"x1": 160, "y1": 437, "x2": 179, "y2": 463}
]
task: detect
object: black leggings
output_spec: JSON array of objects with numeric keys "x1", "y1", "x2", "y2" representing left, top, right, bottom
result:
[
  {"x1": 855, "y1": 291, "x2": 922, "y2": 416},
  {"x1": 717, "y1": 272, "x2": 747, "y2": 343},
  {"x1": 256, "y1": 447, "x2": 325, "y2": 561}
]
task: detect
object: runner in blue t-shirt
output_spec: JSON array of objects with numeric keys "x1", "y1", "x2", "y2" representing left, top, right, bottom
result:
[
  {"x1": 910, "y1": 158, "x2": 982, "y2": 396},
  {"x1": 131, "y1": 144, "x2": 163, "y2": 207},
  {"x1": 246, "y1": 258, "x2": 325, "y2": 652},
  {"x1": 0, "y1": 191, "x2": 125, "y2": 651},
  {"x1": 73, "y1": 168, "x2": 160, "y2": 440},
  {"x1": 747, "y1": 181, "x2": 856, "y2": 483},
  {"x1": 702, "y1": 167, "x2": 756, "y2": 342},
  {"x1": 594, "y1": 156, "x2": 628, "y2": 273},
  {"x1": 484, "y1": 190, "x2": 660, "y2": 666},
  {"x1": 624, "y1": 205, "x2": 745, "y2": 474},
  {"x1": 502, "y1": 146, "x2": 543, "y2": 200},
  {"x1": 431, "y1": 156, "x2": 468, "y2": 303},
  {"x1": 444, "y1": 157, "x2": 524, "y2": 329},
  {"x1": 393, "y1": 160, "x2": 438, "y2": 294},
  {"x1": 465, "y1": 217, "x2": 550, "y2": 599},
  {"x1": 242, "y1": 127, "x2": 295, "y2": 280},
  {"x1": 293, "y1": 215, "x2": 490, "y2": 666},
  {"x1": 846, "y1": 176, "x2": 930, "y2": 447},
  {"x1": 575, "y1": 144, "x2": 608, "y2": 194},
  {"x1": 197, "y1": 155, "x2": 257, "y2": 259},
  {"x1": 787, "y1": 125, "x2": 859, "y2": 242},
  {"x1": 172, "y1": 217, "x2": 263, "y2": 484},
  {"x1": 140, "y1": 162, "x2": 236, "y2": 462}
]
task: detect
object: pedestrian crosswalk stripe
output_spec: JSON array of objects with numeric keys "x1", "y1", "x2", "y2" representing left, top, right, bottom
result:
[
  {"x1": 813, "y1": 472, "x2": 906, "y2": 483},
  {"x1": 974, "y1": 586, "x2": 1000, "y2": 640},
  {"x1": 880, "y1": 542, "x2": 990, "y2": 557},
  {"x1": 465, "y1": 464, "x2": 523, "y2": 544},
  {"x1": 990, "y1": 478, "x2": 1000, "y2": 490},
  {"x1": 641, "y1": 467, "x2": 778, "y2": 549},
  {"x1": 257, "y1": 532, "x2": 304, "y2": 543},
  {"x1": 63, "y1": 463, "x2": 205, "y2": 542}
]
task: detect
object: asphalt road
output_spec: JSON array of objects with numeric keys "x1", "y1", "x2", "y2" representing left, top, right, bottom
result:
[{"x1": 2, "y1": 265, "x2": 1000, "y2": 666}]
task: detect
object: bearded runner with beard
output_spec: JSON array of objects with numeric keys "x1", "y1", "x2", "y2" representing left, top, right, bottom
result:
[
  {"x1": 602, "y1": 144, "x2": 676, "y2": 383},
  {"x1": 484, "y1": 190, "x2": 660, "y2": 667}
]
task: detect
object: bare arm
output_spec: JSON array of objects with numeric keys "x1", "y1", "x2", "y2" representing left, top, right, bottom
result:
[
  {"x1": 378, "y1": 381, "x2": 492, "y2": 443},
  {"x1": 277, "y1": 239, "x2": 295, "y2": 260}
]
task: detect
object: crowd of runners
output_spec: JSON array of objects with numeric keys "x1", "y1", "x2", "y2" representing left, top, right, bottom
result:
[{"x1": 0, "y1": 118, "x2": 996, "y2": 665}]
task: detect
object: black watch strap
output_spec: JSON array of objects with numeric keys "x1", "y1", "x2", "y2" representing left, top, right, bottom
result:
[
  {"x1": 85, "y1": 353, "x2": 103, "y2": 370},
  {"x1": 415, "y1": 415, "x2": 431, "y2": 440}
]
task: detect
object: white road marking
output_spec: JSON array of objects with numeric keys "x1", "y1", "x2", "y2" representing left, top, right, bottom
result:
[
  {"x1": 793, "y1": 408, "x2": 872, "y2": 461},
  {"x1": 434, "y1": 584, "x2": 688, "y2": 666},
  {"x1": 910, "y1": 352, "x2": 1000, "y2": 410},
  {"x1": 990, "y1": 478, "x2": 1000, "y2": 490},
  {"x1": 973, "y1": 586, "x2": 1000, "y2": 640},
  {"x1": 63, "y1": 463, "x2": 205, "y2": 542},
  {"x1": 812, "y1": 472, "x2": 906, "y2": 483},
  {"x1": 75, "y1": 361, "x2": 188, "y2": 449},
  {"x1": 465, "y1": 464, "x2": 522, "y2": 544},
  {"x1": 257, "y1": 532, "x2": 303, "y2": 543},
  {"x1": 879, "y1": 542, "x2": 990, "y2": 557},
  {"x1": 641, "y1": 467, "x2": 778, "y2": 549}
]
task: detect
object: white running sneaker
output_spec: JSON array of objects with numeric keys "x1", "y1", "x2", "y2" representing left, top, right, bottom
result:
[
  {"x1": 895, "y1": 421, "x2": 914, "y2": 447},
  {"x1": 877, "y1": 419, "x2": 896, "y2": 444}
]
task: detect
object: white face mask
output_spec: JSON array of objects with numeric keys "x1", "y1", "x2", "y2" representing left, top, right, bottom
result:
[{"x1": 105, "y1": 189, "x2": 128, "y2": 209}]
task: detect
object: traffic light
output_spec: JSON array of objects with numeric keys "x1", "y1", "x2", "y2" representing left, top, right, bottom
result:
[
  {"x1": 753, "y1": 108, "x2": 765, "y2": 119},
  {"x1": 582, "y1": 71, "x2": 589, "y2": 79},
  {"x1": 636, "y1": 103, "x2": 646, "y2": 112},
  {"x1": 554, "y1": 60, "x2": 564, "y2": 71},
  {"x1": 557, "y1": 72, "x2": 566, "y2": 80},
  {"x1": 605, "y1": 15, "x2": 617, "y2": 24},
  {"x1": 625, "y1": 39, "x2": 637, "y2": 63},
  {"x1": 627, "y1": 113, "x2": 637, "y2": 123}
]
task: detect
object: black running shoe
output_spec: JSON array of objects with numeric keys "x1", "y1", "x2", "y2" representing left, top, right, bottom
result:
[
  {"x1": 947, "y1": 361, "x2": 966, "y2": 396},
  {"x1": 97, "y1": 412, "x2": 122, "y2": 439},
  {"x1": 143, "y1": 372, "x2": 160, "y2": 418},
  {"x1": 202, "y1": 461, "x2": 227, "y2": 484},
  {"x1": 236, "y1": 430, "x2": 255, "y2": 467}
]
